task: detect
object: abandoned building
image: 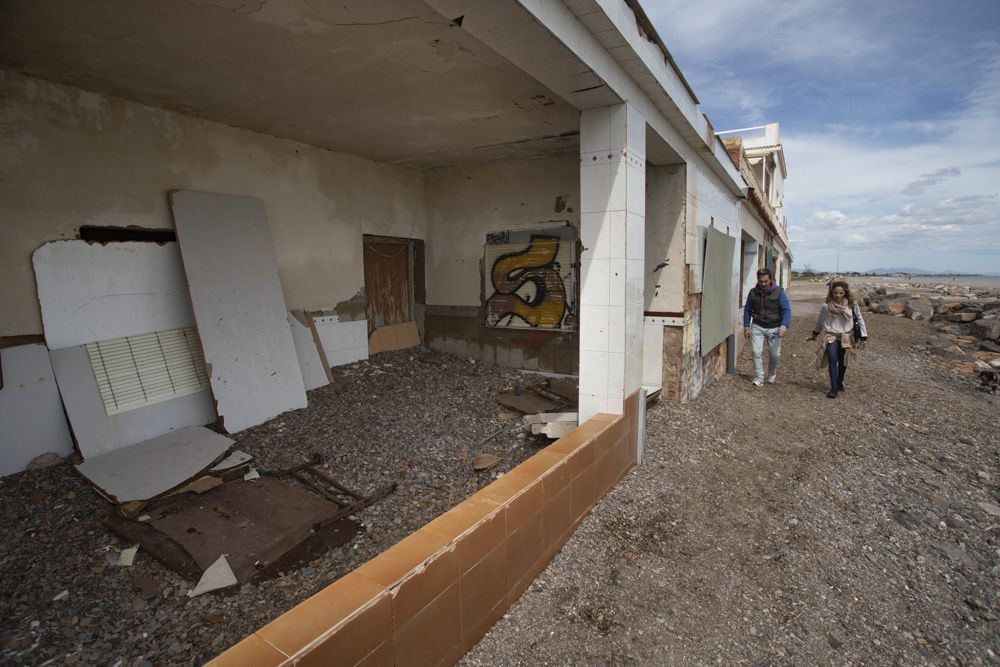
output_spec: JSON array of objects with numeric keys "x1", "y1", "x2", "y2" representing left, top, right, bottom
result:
[{"x1": 0, "y1": 0, "x2": 791, "y2": 664}]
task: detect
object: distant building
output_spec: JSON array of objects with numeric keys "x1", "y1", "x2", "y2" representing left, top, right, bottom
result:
[{"x1": 719, "y1": 122, "x2": 792, "y2": 295}]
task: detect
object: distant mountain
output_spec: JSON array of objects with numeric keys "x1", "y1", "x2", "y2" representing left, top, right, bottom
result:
[{"x1": 865, "y1": 267, "x2": 973, "y2": 275}]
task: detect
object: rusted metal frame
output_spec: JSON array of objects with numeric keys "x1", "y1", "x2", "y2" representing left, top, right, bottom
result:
[
  {"x1": 302, "y1": 467, "x2": 364, "y2": 500},
  {"x1": 291, "y1": 470, "x2": 349, "y2": 507},
  {"x1": 314, "y1": 483, "x2": 397, "y2": 530}
]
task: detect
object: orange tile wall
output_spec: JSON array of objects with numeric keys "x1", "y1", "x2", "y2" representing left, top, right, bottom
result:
[{"x1": 207, "y1": 391, "x2": 641, "y2": 667}]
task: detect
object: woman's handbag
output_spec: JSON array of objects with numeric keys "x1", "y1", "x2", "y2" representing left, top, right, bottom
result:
[{"x1": 852, "y1": 305, "x2": 863, "y2": 343}]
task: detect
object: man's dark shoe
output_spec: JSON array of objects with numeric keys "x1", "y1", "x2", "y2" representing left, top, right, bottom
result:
[
  {"x1": 826, "y1": 389, "x2": 838, "y2": 398},
  {"x1": 837, "y1": 383, "x2": 845, "y2": 392}
]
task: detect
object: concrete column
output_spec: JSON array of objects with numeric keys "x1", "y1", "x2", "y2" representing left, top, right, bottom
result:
[{"x1": 578, "y1": 102, "x2": 646, "y2": 421}]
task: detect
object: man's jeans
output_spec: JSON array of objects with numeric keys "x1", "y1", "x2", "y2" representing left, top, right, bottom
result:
[{"x1": 750, "y1": 323, "x2": 782, "y2": 380}]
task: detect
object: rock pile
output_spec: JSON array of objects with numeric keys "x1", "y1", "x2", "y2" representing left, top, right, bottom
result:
[{"x1": 858, "y1": 283, "x2": 1000, "y2": 371}]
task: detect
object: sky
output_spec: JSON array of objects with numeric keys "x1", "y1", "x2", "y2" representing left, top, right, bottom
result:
[{"x1": 644, "y1": 0, "x2": 1000, "y2": 274}]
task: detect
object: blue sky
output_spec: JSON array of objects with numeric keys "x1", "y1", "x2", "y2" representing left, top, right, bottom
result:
[{"x1": 645, "y1": 0, "x2": 1000, "y2": 274}]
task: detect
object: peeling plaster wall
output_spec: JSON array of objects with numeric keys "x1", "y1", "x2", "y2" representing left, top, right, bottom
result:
[
  {"x1": 644, "y1": 164, "x2": 685, "y2": 313},
  {"x1": 0, "y1": 70, "x2": 425, "y2": 337},
  {"x1": 679, "y1": 163, "x2": 739, "y2": 402},
  {"x1": 423, "y1": 156, "x2": 580, "y2": 372}
]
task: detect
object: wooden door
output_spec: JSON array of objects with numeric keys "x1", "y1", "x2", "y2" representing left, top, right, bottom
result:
[{"x1": 363, "y1": 238, "x2": 411, "y2": 331}]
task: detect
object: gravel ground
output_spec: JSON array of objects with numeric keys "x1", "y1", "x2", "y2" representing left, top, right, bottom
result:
[
  {"x1": 463, "y1": 280, "x2": 1000, "y2": 666},
  {"x1": 0, "y1": 347, "x2": 555, "y2": 666},
  {"x1": 3, "y1": 281, "x2": 998, "y2": 666}
]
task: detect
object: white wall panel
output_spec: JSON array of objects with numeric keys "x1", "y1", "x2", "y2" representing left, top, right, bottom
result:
[
  {"x1": 32, "y1": 241, "x2": 195, "y2": 350},
  {"x1": 170, "y1": 191, "x2": 307, "y2": 433},
  {"x1": 0, "y1": 344, "x2": 74, "y2": 476}
]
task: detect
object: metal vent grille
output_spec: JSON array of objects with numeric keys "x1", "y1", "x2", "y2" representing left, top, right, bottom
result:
[{"x1": 86, "y1": 327, "x2": 209, "y2": 415}]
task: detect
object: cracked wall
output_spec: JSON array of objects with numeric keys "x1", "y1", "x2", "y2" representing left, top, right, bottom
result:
[{"x1": 0, "y1": 71, "x2": 425, "y2": 337}]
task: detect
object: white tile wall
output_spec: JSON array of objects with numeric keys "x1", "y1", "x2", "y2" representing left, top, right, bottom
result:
[
  {"x1": 579, "y1": 102, "x2": 647, "y2": 422},
  {"x1": 313, "y1": 316, "x2": 368, "y2": 367}
]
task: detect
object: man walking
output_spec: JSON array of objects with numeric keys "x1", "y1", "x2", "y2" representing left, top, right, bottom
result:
[{"x1": 743, "y1": 267, "x2": 791, "y2": 386}]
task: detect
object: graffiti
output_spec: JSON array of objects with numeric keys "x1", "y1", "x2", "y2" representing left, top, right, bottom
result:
[
  {"x1": 485, "y1": 230, "x2": 510, "y2": 245},
  {"x1": 484, "y1": 232, "x2": 576, "y2": 329}
]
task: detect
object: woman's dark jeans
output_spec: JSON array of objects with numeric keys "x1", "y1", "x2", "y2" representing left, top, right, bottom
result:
[{"x1": 826, "y1": 340, "x2": 847, "y2": 390}]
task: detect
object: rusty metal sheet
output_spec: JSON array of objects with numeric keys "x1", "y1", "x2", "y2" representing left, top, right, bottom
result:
[
  {"x1": 147, "y1": 478, "x2": 345, "y2": 582},
  {"x1": 363, "y1": 239, "x2": 410, "y2": 330}
]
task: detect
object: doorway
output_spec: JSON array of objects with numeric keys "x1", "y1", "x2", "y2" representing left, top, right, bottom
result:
[{"x1": 362, "y1": 236, "x2": 412, "y2": 333}]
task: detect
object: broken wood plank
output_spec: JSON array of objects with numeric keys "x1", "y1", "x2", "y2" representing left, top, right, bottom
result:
[
  {"x1": 368, "y1": 321, "x2": 420, "y2": 355},
  {"x1": 497, "y1": 390, "x2": 561, "y2": 415},
  {"x1": 104, "y1": 513, "x2": 202, "y2": 582}
]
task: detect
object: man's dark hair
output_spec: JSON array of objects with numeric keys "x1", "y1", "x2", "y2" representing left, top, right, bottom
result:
[{"x1": 756, "y1": 268, "x2": 772, "y2": 277}]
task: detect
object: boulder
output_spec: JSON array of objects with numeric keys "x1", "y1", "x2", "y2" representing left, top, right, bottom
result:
[
  {"x1": 904, "y1": 298, "x2": 934, "y2": 320},
  {"x1": 877, "y1": 299, "x2": 907, "y2": 315},
  {"x1": 979, "y1": 339, "x2": 1000, "y2": 353},
  {"x1": 971, "y1": 318, "x2": 1000, "y2": 341},
  {"x1": 933, "y1": 302, "x2": 966, "y2": 316},
  {"x1": 947, "y1": 311, "x2": 979, "y2": 323}
]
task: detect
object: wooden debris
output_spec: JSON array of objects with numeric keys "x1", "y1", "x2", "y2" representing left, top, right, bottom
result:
[{"x1": 473, "y1": 454, "x2": 501, "y2": 471}]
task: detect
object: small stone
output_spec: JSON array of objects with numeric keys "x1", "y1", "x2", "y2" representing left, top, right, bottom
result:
[
  {"x1": 26, "y1": 452, "x2": 63, "y2": 469},
  {"x1": 977, "y1": 501, "x2": 1000, "y2": 518}
]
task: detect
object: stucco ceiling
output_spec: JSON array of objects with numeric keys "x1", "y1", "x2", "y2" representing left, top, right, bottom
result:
[{"x1": 0, "y1": 0, "x2": 584, "y2": 169}]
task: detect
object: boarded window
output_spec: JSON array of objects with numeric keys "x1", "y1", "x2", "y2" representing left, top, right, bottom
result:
[
  {"x1": 484, "y1": 227, "x2": 577, "y2": 330},
  {"x1": 86, "y1": 327, "x2": 210, "y2": 415}
]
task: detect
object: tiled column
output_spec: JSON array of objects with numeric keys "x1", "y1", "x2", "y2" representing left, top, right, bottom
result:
[{"x1": 579, "y1": 103, "x2": 646, "y2": 422}]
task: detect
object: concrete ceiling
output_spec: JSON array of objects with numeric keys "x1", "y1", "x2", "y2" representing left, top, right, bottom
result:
[{"x1": 0, "y1": 0, "x2": 584, "y2": 169}]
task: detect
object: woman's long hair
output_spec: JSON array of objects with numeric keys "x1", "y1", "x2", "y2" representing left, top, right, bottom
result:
[{"x1": 826, "y1": 280, "x2": 855, "y2": 306}]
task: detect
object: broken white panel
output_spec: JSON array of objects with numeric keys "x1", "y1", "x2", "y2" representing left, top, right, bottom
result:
[
  {"x1": 170, "y1": 191, "x2": 307, "y2": 433},
  {"x1": 118, "y1": 545, "x2": 139, "y2": 567},
  {"x1": 209, "y1": 450, "x2": 253, "y2": 472},
  {"x1": 313, "y1": 316, "x2": 369, "y2": 367},
  {"x1": 75, "y1": 425, "x2": 233, "y2": 503},
  {"x1": 187, "y1": 554, "x2": 238, "y2": 597},
  {"x1": 287, "y1": 313, "x2": 329, "y2": 391},
  {"x1": 0, "y1": 344, "x2": 74, "y2": 477},
  {"x1": 523, "y1": 411, "x2": 578, "y2": 426},
  {"x1": 533, "y1": 421, "x2": 577, "y2": 439},
  {"x1": 32, "y1": 241, "x2": 196, "y2": 350},
  {"x1": 641, "y1": 319, "x2": 664, "y2": 392},
  {"x1": 50, "y1": 345, "x2": 217, "y2": 458}
]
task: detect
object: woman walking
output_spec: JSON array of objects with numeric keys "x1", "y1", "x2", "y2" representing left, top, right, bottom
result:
[{"x1": 809, "y1": 281, "x2": 867, "y2": 398}]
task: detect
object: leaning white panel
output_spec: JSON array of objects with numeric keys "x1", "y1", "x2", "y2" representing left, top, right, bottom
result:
[
  {"x1": 313, "y1": 316, "x2": 369, "y2": 367},
  {"x1": 169, "y1": 191, "x2": 307, "y2": 432},
  {"x1": 32, "y1": 241, "x2": 196, "y2": 350},
  {"x1": 49, "y1": 345, "x2": 217, "y2": 458},
  {"x1": 75, "y1": 426, "x2": 233, "y2": 503},
  {"x1": 0, "y1": 344, "x2": 74, "y2": 476},
  {"x1": 287, "y1": 313, "x2": 329, "y2": 391}
]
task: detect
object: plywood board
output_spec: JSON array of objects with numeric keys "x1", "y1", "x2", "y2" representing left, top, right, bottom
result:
[
  {"x1": 287, "y1": 312, "x2": 329, "y2": 391},
  {"x1": 32, "y1": 241, "x2": 196, "y2": 350},
  {"x1": 169, "y1": 191, "x2": 306, "y2": 433},
  {"x1": 148, "y1": 478, "x2": 346, "y2": 582},
  {"x1": 50, "y1": 345, "x2": 217, "y2": 458},
  {"x1": 368, "y1": 321, "x2": 420, "y2": 355},
  {"x1": 700, "y1": 227, "x2": 737, "y2": 355},
  {"x1": 312, "y1": 315, "x2": 368, "y2": 367},
  {"x1": 0, "y1": 344, "x2": 74, "y2": 476},
  {"x1": 75, "y1": 425, "x2": 233, "y2": 503}
]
